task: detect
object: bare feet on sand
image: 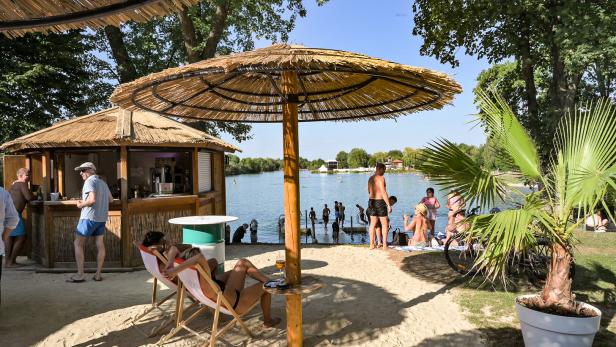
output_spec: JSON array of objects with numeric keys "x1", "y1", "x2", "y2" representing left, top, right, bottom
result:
[{"x1": 264, "y1": 317, "x2": 281, "y2": 328}]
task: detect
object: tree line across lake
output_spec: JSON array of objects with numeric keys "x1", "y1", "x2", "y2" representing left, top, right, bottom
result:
[{"x1": 225, "y1": 142, "x2": 514, "y2": 176}]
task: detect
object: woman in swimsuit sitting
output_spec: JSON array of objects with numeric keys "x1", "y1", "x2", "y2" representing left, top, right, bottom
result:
[
  {"x1": 403, "y1": 203, "x2": 430, "y2": 247},
  {"x1": 164, "y1": 247, "x2": 281, "y2": 328}
]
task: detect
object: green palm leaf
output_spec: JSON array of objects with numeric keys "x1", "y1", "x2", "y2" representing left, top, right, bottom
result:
[
  {"x1": 552, "y1": 99, "x2": 616, "y2": 223},
  {"x1": 476, "y1": 90, "x2": 542, "y2": 181},
  {"x1": 417, "y1": 138, "x2": 508, "y2": 208},
  {"x1": 467, "y1": 192, "x2": 553, "y2": 282}
]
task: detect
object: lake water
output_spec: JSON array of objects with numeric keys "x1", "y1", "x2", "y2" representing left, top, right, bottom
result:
[{"x1": 226, "y1": 171, "x2": 454, "y2": 244}]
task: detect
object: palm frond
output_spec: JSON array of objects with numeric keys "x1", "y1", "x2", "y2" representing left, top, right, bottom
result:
[
  {"x1": 476, "y1": 89, "x2": 542, "y2": 181},
  {"x1": 552, "y1": 99, "x2": 616, "y2": 223},
  {"x1": 467, "y1": 192, "x2": 554, "y2": 283},
  {"x1": 417, "y1": 138, "x2": 508, "y2": 208}
]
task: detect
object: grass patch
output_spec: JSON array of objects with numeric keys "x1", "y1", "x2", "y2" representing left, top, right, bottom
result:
[{"x1": 453, "y1": 231, "x2": 616, "y2": 346}]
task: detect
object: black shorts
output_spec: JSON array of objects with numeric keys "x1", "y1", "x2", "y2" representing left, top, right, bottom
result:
[
  {"x1": 368, "y1": 199, "x2": 388, "y2": 217},
  {"x1": 323, "y1": 216, "x2": 329, "y2": 223}
]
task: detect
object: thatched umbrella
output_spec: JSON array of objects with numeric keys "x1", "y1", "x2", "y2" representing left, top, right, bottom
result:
[
  {"x1": 110, "y1": 43, "x2": 461, "y2": 345},
  {"x1": 0, "y1": 0, "x2": 199, "y2": 38}
]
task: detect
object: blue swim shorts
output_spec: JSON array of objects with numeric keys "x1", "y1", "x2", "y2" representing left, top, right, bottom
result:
[
  {"x1": 76, "y1": 219, "x2": 106, "y2": 237},
  {"x1": 10, "y1": 215, "x2": 26, "y2": 237}
]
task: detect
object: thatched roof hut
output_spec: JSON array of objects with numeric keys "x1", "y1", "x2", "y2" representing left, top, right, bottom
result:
[
  {"x1": 0, "y1": 0, "x2": 200, "y2": 38},
  {"x1": 1, "y1": 107, "x2": 240, "y2": 153}
]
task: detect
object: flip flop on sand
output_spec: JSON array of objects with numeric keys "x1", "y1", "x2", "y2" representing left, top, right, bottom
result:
[
  {"x1": 66, "y1": 276, "x2": 86, "y2": 283},
  {"x1": 92, "y1": 275, "x2": 103, "y2": 282}
]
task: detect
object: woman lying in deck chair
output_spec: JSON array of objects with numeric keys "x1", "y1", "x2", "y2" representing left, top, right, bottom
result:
[{"x1": 164, "y1": 247, "x2": 281, "y2": 328}]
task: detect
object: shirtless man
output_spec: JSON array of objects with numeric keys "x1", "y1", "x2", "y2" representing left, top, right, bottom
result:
[
  {"x1": 322, "y1": 204, "x2": 330, "y2": 231},
  {"x1": 7, "y1": 168, "x2": 34, "y2": 267},
  {"x1": 367, "y1": 163, "x2": 392, "y2": 249}
]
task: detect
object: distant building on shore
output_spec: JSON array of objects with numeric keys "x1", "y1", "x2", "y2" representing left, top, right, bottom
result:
[
  {"x1": 392, "y1": 159, "x2": 404, "y2": 169},
  {"x1": 318, "y1": 164, "x2": 328, "y2": 173},
  {"x1": 327, "y1": 160, "x2": 338, "y2": 170}
]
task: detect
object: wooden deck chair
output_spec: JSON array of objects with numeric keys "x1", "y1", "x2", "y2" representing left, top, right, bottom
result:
[
  {"x1": 132, "y1": 242, "x2": 195, "y2": 337},
  {"x1": 158, "y1": 256, "x2": 260, "y2": 347}
]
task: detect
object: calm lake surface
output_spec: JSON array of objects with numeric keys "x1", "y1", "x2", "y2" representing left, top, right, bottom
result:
[{"x1": 226, "y1": 170, "x2": 454, "y2": 244}]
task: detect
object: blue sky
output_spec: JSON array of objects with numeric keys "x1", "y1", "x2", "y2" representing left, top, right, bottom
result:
[{"x1": 220, "y1": 0, "x2": 491, "y2": 160}]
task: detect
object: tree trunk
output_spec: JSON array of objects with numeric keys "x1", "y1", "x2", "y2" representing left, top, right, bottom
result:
[
  {"x1": 547, "y1": 0, "x2": 569, "y2": 118},
  {"x1": 517, "y1": 31, "x2": 541, "y2": 145},
  {"x1": 103, "y1": 25, "x2": 137, "y2": 83},
  {"x1": 178, "y1": 8, "x2": 201, "y2": 64},
  {"x1": 202, "y1": 0, "x2": 229, "y2": 59},
  {"x1": 540, "y1": 243, "x2": 574, "y2": 311}
]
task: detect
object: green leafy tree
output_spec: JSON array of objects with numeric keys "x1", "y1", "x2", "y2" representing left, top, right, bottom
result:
[
  {"x1": 335, "y1": 151, "x2": 348, "y2": 168},
  {"x1": 0, "y1": 31, "x2": 111, "y2": 144},
  {"x1": 412, "y1": 0, "x2": 616, "y2": 162},
  {"x1": 309, "y1": 158, "x2": 325, "y2": 170},
  {"x1": 418, "y1": 91, "x2": 616, "y2": 312},
  {"x1": 97, "y1": 0, "x2": 327, "y2": 142},
  {"x1": 387, "y1": 150, "x2": 403, "y2": 160},
  {"x1": 347, "y1": 148, "x2": 370, "y2": 168}
]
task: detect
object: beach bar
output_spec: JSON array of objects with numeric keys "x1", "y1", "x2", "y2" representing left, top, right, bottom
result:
[{"x1": 1, "y1": 107, "x2": 239, "y2": 269}]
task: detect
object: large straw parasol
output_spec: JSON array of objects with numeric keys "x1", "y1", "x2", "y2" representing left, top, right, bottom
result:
[
  {"x1": 110, "y1": 43, "x2": 461, "y2": 345},
  {"x1": 0, "y1": 0, "x2": 199, "y2": 38}
]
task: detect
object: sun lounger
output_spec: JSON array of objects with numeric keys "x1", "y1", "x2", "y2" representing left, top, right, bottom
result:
[
  {"x1": 158, "y1": 256, "x2": 260, "y2": 347},
  {"x1": 132, "y1": 243, "x2": 194, "y2": 337}
]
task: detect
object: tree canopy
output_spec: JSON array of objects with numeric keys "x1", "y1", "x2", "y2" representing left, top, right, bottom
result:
[
  {"x1": 0, "y1": 1, "x2": 327, "y2": 145},
  {"x1": 412, "y1": 0, "x2": 616, "y2": 162},
  {"x1": 0, "y1": 31, "x2": 111, "y2": 144},
  {"x1": 335, "y1": 151, "x2": 349, "y2": 168}
]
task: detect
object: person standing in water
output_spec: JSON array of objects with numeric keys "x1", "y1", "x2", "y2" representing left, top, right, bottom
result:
[
  {"x1": 249, "y1": 219, "x2": 258, "y2": 244},
  {"x1": 322, "y1": 204, "x2": 330, "y2": 231},
  {"x1": 339, "y1": 202, "x2": 346, "y2": 228},
  {"x1": 309, "y1": 207, "x2": 317, "y2": 236},
  {"x1": 367, "y1": 163, "x2": 392, "y2": 249}
]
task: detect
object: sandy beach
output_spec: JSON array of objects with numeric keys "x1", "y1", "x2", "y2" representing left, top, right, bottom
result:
[{"x1": 1, "y1": 245, "x2": 483, "y2": 346}]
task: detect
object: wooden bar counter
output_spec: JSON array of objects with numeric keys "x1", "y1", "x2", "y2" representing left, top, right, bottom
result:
[{"x1": 27, "y1": 193, "x2": 225, "y2": 268}]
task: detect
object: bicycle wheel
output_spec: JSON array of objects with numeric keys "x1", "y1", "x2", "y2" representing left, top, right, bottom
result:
[
  {"x1": 524, "y1": 240, "x2": 551, "y2": 285},
  {"x1": 523, "y1": 239, "x2": 576, "y2": 284},
  {"x1": 444, "y1": 233, "x2": 479, "y2": 276}
]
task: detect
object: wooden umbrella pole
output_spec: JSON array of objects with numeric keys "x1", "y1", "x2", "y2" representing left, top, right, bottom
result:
[{"x1": 281, "y1": 70, "x2": 303, "y2": 346}]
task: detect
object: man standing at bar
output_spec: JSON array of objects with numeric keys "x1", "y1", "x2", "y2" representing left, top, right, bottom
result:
[
  {"x1": 6, "y1": 168, "x2": 34, "y2": 267},
  {"x1": 1, "y1": 186, "x2": 19, "y2": 305},
  {"x1": 68, "y1": 162, "x2": 112, "y2": 283},
  {"x1": 368, "y1": 163, "x2": 392, "y2": 249}
]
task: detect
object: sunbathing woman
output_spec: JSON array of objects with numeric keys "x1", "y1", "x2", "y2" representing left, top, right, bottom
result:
[
  {"x1": 164, "y1": 247, "x2": 281, "y2": 328},
  {"x1": 403, "y1": 203, "x2": 430, "y2": 247},
  {"x1": 445, "y1": 191, "x2": 465, "y2": 231},
  {"x1": 444, "y1": 209, "x2": 470, "y2": 245},
  {"x1": 141, "y1": 231, "x2": 191, "y2": 278}
]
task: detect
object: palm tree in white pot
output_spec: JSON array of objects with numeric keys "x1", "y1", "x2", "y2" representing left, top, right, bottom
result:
[{"x1": 417, "y1": 91, "x2": 616, "y2": 346}]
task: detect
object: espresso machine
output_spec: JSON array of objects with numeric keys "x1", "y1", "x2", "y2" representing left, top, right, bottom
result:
[{"x1": 152, "y1": 157, "x2": 176, "y2": 195}]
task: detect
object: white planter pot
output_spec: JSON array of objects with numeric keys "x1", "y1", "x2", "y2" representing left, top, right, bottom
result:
[{"x1": 515, "y1": 294, "x2": 601, "y2": 347}]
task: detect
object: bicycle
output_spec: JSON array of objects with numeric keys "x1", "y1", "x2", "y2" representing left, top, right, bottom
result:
[
  {"x1": 443, "y1": 208, "x2": 573, "y2": 285},
  {"x1": 444, "y1": 232, "x2": 575, "y2": 285}
]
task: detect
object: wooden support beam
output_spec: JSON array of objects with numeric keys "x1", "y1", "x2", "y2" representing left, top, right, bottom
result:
[
  {"x1": 41, "y1": 151, "x2": 51, "y2": 201},
  {"x1": 281, "y1": 70, "x2": 302, "y2": 346},
  {"x1": 119, "y1": 146, "x2": 130, "y2": 267}
]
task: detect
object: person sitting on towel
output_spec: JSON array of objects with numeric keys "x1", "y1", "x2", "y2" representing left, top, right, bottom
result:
[
  {"x1": 403, "y1": 203, "x2": 430, "y2": 247},
  {"x1": 164, "y1": 247, "x2": 281, "y2": 328}
]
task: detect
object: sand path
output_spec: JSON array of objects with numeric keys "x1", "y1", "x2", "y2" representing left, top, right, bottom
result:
[{"x1": 1, "y1": 245, "x2": 482, "y2": 346}]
